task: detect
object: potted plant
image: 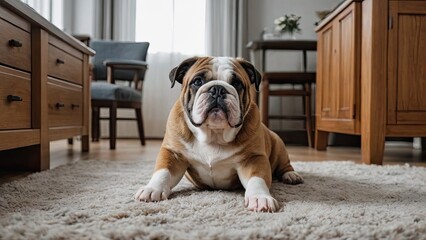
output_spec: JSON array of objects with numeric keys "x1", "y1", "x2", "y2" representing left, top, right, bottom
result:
[{"x1": 274, "y1": 14, "x2": 302, "y2": 39}]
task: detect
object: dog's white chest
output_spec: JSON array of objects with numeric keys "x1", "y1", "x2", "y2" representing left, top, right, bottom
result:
[{"x1": 184, "y1": 141, "x2": 241, "y2": 189}]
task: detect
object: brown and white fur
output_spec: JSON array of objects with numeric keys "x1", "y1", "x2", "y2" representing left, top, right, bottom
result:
[{"x1": 134, "y1": 56, "x2": 303, "y2": 212}]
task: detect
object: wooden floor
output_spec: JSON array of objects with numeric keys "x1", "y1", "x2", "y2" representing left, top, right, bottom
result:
[{"x1": 1, "y1": 139, "x2": 425, "y2": 184}]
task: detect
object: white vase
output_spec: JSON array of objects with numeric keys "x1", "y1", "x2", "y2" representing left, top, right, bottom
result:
[{"x1": 280, "y1": 31, "x2": 297, "y2": 40}]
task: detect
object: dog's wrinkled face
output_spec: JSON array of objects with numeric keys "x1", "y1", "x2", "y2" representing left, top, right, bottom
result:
[
  {"x1": 191, "y1": 78, "x2": 241, "y2": 129},
  {"x1": 169, "y1": 57, "x2": 261, "y2": 132}
]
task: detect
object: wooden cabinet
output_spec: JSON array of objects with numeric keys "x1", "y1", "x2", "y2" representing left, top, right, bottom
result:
[
  {"x1": 316, "y1": 1, "x2": 361, "y2": 135},
  {"x1": 0, "y1": 0, "x2": 94, "y2": 171},
  {"x1": 315, "y1": 0, "x2": 426, "y2": 164}
]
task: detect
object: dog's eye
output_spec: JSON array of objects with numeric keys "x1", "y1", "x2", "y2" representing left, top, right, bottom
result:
[
  {"x1": 231, "y1": 80, "x2": 243, "y2": 90},
  {"x1": 192, "y1": 76, "x2": 203, "y2": 87}
]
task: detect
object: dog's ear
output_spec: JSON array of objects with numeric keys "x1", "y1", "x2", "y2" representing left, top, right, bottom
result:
[
  {"x1": 169, "y1": 57, "x2": 199, "y2": 88},
  {"x1": 237, "y1": 58, "x2": 261, "y2": 92}
]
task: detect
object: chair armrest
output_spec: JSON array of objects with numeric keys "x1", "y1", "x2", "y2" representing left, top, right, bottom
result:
[
  {"x1": 104, "y1": 60, "x2": 148, "y2": 87},
  {"x1": 103, "y1": 59, "x2": 148, "y2": 70}
]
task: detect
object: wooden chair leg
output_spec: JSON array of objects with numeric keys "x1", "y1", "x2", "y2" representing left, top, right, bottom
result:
[
  {"x1": 92, "y1": 106, "x2": 100, "y2": 142},
  {"x1": 135, "y1": 108, "x2": 146, "y2": 146},
  {"x1": 91, "y1": 107, "x2": 95, "y2": 141},
  {"x1": 304, "y1": 83, "x2": 314, "y2": 148},
  {"x1": 109, "y1": 103, "x2": 117, "y2": 150},
  {"x1": 301, "y1": 84, "x2": 307, "y2": 127},
  {"x1": 96, "y1": 106, "x2": 101, "y2": 141},
  {"x1": 96, "y1": 108, "x2": 101, "y2": 141},
  {"x1": 261, "y1": 77, "x2": 270, "y2": 127}
]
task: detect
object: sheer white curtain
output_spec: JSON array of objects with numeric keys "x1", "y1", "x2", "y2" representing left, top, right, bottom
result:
[
  {"x1": 205, "y1": 0, "x2": 248, "y2": 58},
  {"x1": 60, "y1": 0, "x2": 135, "y2": 41},
  {"x1": 135, "y1": 0, "x2": 207, "y2": 138},
  {"x1": 20, "y1": 0, "x2": 64, "y2": 29},
  {"x1": 93, "y1": 0, "x2": 136, "y2": 40}
]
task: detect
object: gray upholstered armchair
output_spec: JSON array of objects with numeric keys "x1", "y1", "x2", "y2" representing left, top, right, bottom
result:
[{"x1": 89, "y1": 40, "x2": 149, "y2": 149}]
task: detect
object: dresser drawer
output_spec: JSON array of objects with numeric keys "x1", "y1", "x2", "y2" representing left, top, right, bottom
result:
[
  {"x1": 47, "y1": 78, "x2": 83, "y2": 127},
  {"x1": 0, "y1": 17, "x2": 31, "y2": 72},
  {"x1": 48, "y1": 43, "x2": 83, "y2": 85},
  {"x1": 0, "y1": 65, "x2": 31, "y2": 130}
]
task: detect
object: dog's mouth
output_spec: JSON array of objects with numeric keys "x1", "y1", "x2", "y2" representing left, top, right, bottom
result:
[
  {"x1": 207, "y1": 105, "x2": 227, "y2": 121},
  {"x1": 189, "y1": 102, "x2": 227, "y2": 126},
  {"x1": 189, "y1": 101, "x2": 242, "y2": 128}
]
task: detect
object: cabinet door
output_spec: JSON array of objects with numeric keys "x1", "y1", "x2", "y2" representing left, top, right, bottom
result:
[
  {"x1": 317, "y1": 23, "x2": 336, "y2": 119},
  {"x1": 388, "y1": 1, "x2": 426, "y2": 124},
  {"x1": 336, "y1": 4, "x2": 359, "y2": 120},
  {"x1": 316, "y1": 2, "x2": 360, "y2": 133}
]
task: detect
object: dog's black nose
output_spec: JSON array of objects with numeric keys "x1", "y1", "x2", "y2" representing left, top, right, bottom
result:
[{"x1": 208, "y1": 85, "x2": 227, "y2": 99}]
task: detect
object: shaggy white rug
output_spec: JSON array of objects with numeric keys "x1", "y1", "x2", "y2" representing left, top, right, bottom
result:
[{"x1": 0, "y1": 159, "x2": 425, "y2": 239}]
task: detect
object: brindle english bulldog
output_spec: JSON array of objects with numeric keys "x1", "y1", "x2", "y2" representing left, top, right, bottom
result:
[{"x1": 134, "y1": 56, "x2": 303, "y2": 212}]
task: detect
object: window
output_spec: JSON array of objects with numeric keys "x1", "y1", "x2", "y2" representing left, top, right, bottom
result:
[{"x1": 135, "y1": 0, "x2": 206, "y2": 55}]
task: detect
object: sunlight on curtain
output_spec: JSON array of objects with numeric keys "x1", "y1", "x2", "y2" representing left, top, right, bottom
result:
[
  {"x1": 135, "y1": 0, "x2": 206, "y2": 54},
  {"x1": 134, "y1": 0, "x2": 207, "y2": 138},
  {"x1": 21, "y1": 0, "x2": 64, "y2": 30}
]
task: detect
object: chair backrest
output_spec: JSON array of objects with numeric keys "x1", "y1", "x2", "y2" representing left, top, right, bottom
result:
[{"x1": 89, "y1": 40, "x2": 150, "y2": 82}]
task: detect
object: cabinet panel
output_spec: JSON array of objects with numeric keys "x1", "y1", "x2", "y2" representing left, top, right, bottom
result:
[
  {"x1": 388, "y1": 1, "x2": 426, "y2": 124},
  {"x1": 396, "y1": 14, "x2": 426, "y2": 111},
  {"x1": 318, "y1": 25, "x2": 335, "y2": 119},
  {"x1": 337, "y1": 9, "x2": 357, "y2": 119}
]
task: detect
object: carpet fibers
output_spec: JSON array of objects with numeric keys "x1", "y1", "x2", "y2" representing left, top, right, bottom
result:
[{"x1": 0, "y1": 159, "x2": 425, "y2": 239}]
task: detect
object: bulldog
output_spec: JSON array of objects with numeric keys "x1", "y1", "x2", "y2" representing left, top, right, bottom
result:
[{"x1": 134, "y1": 56, "x2": 303, "y2": 212}]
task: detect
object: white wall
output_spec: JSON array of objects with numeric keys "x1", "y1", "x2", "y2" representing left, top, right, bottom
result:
[{"x1": 247, "y1": 0, "x2": 341, "y2": 41}]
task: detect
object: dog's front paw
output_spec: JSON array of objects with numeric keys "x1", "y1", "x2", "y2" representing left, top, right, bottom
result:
[
  {"x1": 282, "y1": 171, "x2": 304, "y2": 185},
  {"x1": 245, "y1": 194, "x2": 279, "y2": 212},
  {"x1": 135, "y1": 169, "x2": 172, "y2": 202},
  {"x1": 134, "y1": 186, "x2": 170, "y2": 202}
]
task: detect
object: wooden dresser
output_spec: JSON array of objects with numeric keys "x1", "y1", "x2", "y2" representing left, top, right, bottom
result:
[
  {"x1": 315, "y1": 0, "x2": 426, "y2": 164},
  {"x1": 0, "y1": 0, "x2": 95, "y2": 171}
]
